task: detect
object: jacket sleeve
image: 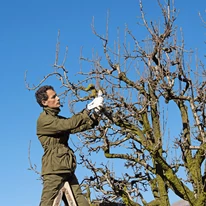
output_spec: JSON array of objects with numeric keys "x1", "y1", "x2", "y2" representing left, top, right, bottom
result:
[{"x1": 37, "y1": 110, "x2": 95, "y2": 135}]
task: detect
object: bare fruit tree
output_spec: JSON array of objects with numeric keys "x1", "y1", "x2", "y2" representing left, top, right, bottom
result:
[{"x1": 26, "y1": 0, "x2": 206, "y2": 205}]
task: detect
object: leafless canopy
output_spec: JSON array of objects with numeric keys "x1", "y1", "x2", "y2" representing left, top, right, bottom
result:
[{"x1": 26, "y1": 0, "x2": 206, "y2": 205}]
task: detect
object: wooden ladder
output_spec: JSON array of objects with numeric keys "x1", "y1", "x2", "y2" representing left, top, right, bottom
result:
[{"x1": 52, "y1": 181, "x2": 77, "y2": 206}]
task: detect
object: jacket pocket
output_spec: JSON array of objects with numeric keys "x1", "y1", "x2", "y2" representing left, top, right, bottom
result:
[{"x1": 51, "y1": 146, "x2": 76, "y2": 172}]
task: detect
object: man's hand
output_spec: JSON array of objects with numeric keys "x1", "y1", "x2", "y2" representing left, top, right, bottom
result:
[{"x1": 87, "y1": 96, "x2": 104, "y2": 111}]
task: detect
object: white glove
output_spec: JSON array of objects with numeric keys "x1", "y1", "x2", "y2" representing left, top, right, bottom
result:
[{"x1": 87, "y1": 96, "x2": 104, "y2": 111}]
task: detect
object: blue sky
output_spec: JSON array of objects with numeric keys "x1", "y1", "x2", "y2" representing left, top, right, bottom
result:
[{"x1": 0, "y1": 0, "x2": 205, "y2": 205}]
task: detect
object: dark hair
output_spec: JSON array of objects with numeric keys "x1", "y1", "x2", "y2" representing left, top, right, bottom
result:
[{"x1": 35, "y1": 85, "x2": 54, "y2": 107}]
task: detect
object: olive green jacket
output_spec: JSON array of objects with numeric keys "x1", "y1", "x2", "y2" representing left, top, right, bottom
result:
[{"x1": 37, "y1": 107, "x2": 95, "y2": 175}]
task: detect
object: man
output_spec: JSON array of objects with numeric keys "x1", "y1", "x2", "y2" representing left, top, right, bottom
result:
[{"x1": 35, "y1": 85, "x2": 103, "y2": 206}]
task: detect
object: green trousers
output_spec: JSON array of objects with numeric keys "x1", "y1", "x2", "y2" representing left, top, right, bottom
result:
[{"x1": 39, "y1": 173, "x2": 89, "y2": 206}]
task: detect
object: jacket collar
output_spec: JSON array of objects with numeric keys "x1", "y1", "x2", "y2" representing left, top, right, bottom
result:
[{"x1": 43, "y1": 107, "x2": 60, "y2": 116}]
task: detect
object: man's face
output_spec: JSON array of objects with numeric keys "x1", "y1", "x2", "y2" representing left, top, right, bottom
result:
[{"x1": 42, "y1": 89, "x2": 60, "y2": 108}]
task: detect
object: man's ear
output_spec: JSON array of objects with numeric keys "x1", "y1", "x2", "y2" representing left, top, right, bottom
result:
[{"x1": 42, "y1": 100, "x2": 48, "y2": 106}]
